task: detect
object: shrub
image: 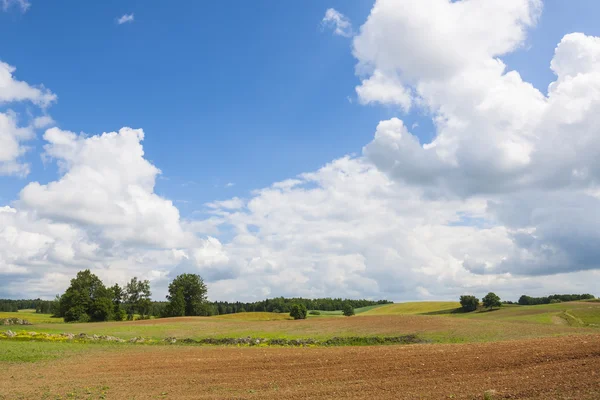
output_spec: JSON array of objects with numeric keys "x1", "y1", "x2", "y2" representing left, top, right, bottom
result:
[
  {"x1": 289, "y1": 304, "x2": 307, "y2": 320},
  {"x1": 342, "y1": 304, "x2": 355, "y2": 316},
  {"x1": 114, "y1": 307, "x2": 127, "y2": 321},
  {"x1": 459, "y1": 295, "x2": 479, "y2": 312},
  {"x1": 309, "y1": 310, "x2": 321, "y2": 315}
]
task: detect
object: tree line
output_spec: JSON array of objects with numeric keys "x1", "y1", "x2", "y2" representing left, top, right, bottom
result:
[
  {"x1": 208, "y1": 297, "x2": 390, "y2": 315},
  {"x1": 517, "y1": 293, "x2": 595, "y2": 305},
  {"x1": 0, "y1": 299, "x2": 54, "y2": 313},
  {"x1": 3, "y1": 270, "x2": 390, "y2": 322},
  {"x1": 459, "y1": 292, "x2": 596, "y2": 312}
]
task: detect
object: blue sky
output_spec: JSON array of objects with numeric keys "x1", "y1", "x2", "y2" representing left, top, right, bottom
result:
[
  {"x1": 0, "y1": 1, "x2": 388, "y2": 214},
  {"x1": 1, "y1": 0, "x2": 600, "y2": 301},
  {"x1": 1, "y1": 1, "x2": 599, "y2": 215}
]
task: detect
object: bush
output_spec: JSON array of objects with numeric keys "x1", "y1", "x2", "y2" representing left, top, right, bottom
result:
[
  {"x1": 459, "y1": 295, "x2": 479, "y2": 312},
  {"x1": 309, "y1": 310, "x2": 321, "y2": 315},
  {"x1": 342, "y1": 304, "x2": 355, "y2": 316},
  {"x1": 289, "y1": 304, "x2": 307, "y2": 320},
  {"x1": 114, "y1": 307, "x2": 126, "y2": 321}
]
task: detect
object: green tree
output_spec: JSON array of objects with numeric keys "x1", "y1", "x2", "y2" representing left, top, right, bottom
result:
[
  {"x1": 163, "y1": 288, "x2": 185, "y2": 317},
  {"x1": 459, "y1": 295, "x2": 479, "y2": 312},
  {"x1": 342, "y1": 303, "x2": 355, "y2": 316},
  {"x1": 482, "y1": 292, "x2": 502, "y2": 310},
  {"x1": 125, "y1": 277, "x2": 152, "y2": 319},
  {"x1": 289, "y1": 303, "x2": 307, "y2": 320},
  {"x1": 166, "y1": 274, "x2": 208, "y2": 316},
  {"x1": 110, "y1": 284, "x2": 126, "y2": 321},
  {"x1": 59, "y1": 270, "x2": 114, "y2": 322}
]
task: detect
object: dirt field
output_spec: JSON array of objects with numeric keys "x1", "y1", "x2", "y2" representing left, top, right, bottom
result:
[
  {"x1": 28, "y1": 313, "x2": 597, "y2": 343},
  {"x1": 2, "y1": 335, "x2": 599, "y2": 399}
]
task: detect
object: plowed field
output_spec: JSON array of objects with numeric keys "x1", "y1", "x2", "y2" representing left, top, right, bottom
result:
[{"x1": 2, "y1": 335, "x2": 599, "y2": 399}]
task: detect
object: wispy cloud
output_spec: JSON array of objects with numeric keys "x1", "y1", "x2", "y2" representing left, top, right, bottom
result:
[
  {"x1": 117, "y1": 13, "x2": 134, "y2": 25},
  {"x1": 322, "y1": 8, "x2": 352, "y2": 37},
  {"x1": 225, "y1": 182, "x2": 235, "y2": 188},
  {"x1": 1, "y1": 0, "x2": 30, "y2": 12}
]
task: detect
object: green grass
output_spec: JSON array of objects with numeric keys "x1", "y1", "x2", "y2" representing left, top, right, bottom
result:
[
  {"x1": 2, "y1": 301, "x2": 598, "y2": 348},
  {"x1": 0, "y1": 340, "x2": 86, "y2": 363},
  {"x1": 455, "y1": 301, "x2": 600, "y2": 327},
  {"x1": 212, "y1": 312, "x2": 291, "y2": 321},
  {"x1": 0, "y1": 310, "x2": 64, "y2": 324},
  {"x1": 306, "y1": 304, "x2": 388, "y2": 317},
  {"x1": 361, "y1": 301, "x2": 461, "y2": 315}
]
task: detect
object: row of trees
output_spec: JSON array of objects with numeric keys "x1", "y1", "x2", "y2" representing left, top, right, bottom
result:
[
  {"x1": 460, "y1": 293, "x2": 502, "y2": 312},
  {"x1": 51, "y1": 270, "x2": 210, "y2": 322},
  {"x1": 55, "y1": 270, "x2": 153, "y2": 322},
  {"x1": 0, "y1": 299, "x2": 48, "y2": 312},
  {"x1": 210, "y1": 297, "x2": 390, "y2": 315},
  {"x1": 518, "y1": 294, "x2": 595, "y2": 305}
]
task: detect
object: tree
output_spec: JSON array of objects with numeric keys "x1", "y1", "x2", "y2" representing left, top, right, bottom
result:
[
  {"x1": 342, "y1": 303, "x2": 355, "y2": 316},
  {"x1": 125, "y1": 277, "x2": 152, "y2": 319},
  {"x1": 59, "y1": 270, "x2": 114, "y2": 322},
  {"x1": 166, "y1": 274, "x2": 208, "y2": 316},
  {"x1": 482, "y1": 292, "x2": 502, "y2": 310},
  {"x1": 163, "y1": 288, "x2": 185, "y2": 317},
  {"x1": 110, "y1": 284, "x2": 126, "y2": 321},
  {"x1": 459, "y1": 295, "x2": 479, "y2": 312},
  {"x1": 289, "y1": 303, "x2": 307, "y2": 320}
]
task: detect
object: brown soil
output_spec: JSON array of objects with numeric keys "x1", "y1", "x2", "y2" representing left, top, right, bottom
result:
[{"x1": 2, "y1": 335, "x2": 599, "y2": 399}]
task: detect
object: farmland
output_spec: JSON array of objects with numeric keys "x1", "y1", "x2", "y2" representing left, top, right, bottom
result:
[{"x1": 2, "y1": 301, "x2": 600, "y2": 399}]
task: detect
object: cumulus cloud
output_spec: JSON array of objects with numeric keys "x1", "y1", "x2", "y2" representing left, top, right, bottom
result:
[
  {"x1": 356, "y1": 0, "x2": 600, "y2": 277},
  {"x1": 1, "y1": 124, "x2": 224, "y2": 298},
  {"x1": 117, "y1": 14, "x2": 134, "y2": 24},
  {"x1": 0, "y1": 62, "x2": 56, "y2": 106},
  {"x1": 322, "y1": 8, "x2": 353, "y2": 37},
  {"x1": 19, "y1": 127, "x2": 191, "y2": 248},
  {"x1": 0, "y1": 61, "x2": 55, "y2": 176},
  {"x1": 0, "y1": 112, "x2": 34, "y2": 176}
]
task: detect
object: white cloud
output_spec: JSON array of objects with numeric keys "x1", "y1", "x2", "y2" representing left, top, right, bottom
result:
[
  {"x1": 0, "y1": 111, "x2": 34, "y2": 176},
  {"x1": 117, "y1": 13, "x2": 134, "y2": 24},
  {"x1": 1, "y1": 0, "x2": 30, "y2": 12},
  {"x1": 32, "y1": 115, "x2": 55, "y2": 129},
  {"x1": 206, "y1": 197, "x2": 245, "y2": 210},
  {"x1": 355, "y1": 0, "x2": 600, "y2": 277},
  {"x1": 355, "y1": 70, "x2": 412, "y2": 110},
  {"x1": 0, "y1": 62, "x2": 56, "y2": 106},
  {"x1": 0, "y1": 61, "x2": 55, "y2": 176},
  {"x1": 322, "y1": 8, "x2": 353, "y2": 38},
  {"x1": 19, "y1": 127, "x2": 192, "y2": 248}
]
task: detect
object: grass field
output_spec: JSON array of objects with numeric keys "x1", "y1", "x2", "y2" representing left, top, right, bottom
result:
[
  {"x1": 0, "y1": 309, "x2": 64, "y2": 324},
  {"x1": 360, "y1": 301, "x2": 460, "y2": 315},
  {"x1": 308, "y1": 304, "x2": 388, "y2": 316},
  {"x1": 1, "y1": 301, "x2": 598, "y2": 344}
]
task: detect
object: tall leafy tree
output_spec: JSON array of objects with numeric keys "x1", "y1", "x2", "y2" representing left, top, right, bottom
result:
[
  {"x1": 165, "y1": 274, "x2": 208, "y2": 316},
  {"x1": 163, "y1": 288, "x2": 185, "y2": 317},
  {"x1": 125, "y1": 277, "x2": 152, "y2": 319},
  {"x1": 110, "y1": 283, "x2": 127, "y2": 321},
  {"x1": 482, "y1": 292, "x2": 502, "y2": 310},
  {"x1": 58, "y1": 270, "x2": 114, "y2": 322}
]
